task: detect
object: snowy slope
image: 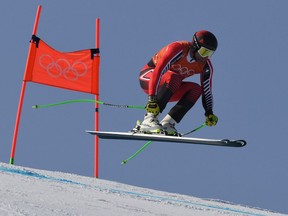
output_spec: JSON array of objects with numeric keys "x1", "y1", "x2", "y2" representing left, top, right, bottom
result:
[{"x1": 0, "y1": 163, "x2": 284, "y2": 216}]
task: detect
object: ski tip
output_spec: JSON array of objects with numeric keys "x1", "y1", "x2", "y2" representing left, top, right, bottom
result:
[
  {"x1": 237, "y1": 140, "x2": 247, "y2": 147},
  {"x1": 220, "y1": 139, "x2": 247, "y2": 147}
]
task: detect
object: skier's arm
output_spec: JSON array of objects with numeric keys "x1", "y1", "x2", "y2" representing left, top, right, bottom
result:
[
  {"x1": 201, "y1": 60, "x2": 218, "y2": 126},
  {"x1": 148, "y1": 43, "x2": 183, "y2": 96},
  {"x1": 200, "y1": 60, "x2": 214, "y2": 116}
]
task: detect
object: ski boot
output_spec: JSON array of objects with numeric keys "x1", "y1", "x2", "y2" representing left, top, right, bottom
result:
[
  {"x1": 161, "y1": 121, "x2": 181, "y2": 137},
  {"x1": 137, "y1": 113, "x2": 164, "y2": 134}
]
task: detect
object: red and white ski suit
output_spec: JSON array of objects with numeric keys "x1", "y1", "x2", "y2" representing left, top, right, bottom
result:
[{"x1": 139, "y1": 41, "x2": 214, "y2": 122}]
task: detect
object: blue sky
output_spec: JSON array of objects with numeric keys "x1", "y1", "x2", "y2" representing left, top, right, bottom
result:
[{"x1": 1, "y1": 0, "x2": 288, "y2": 214}]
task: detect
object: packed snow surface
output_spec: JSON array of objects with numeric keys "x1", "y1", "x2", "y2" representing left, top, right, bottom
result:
[{"x1": 0, "y1": 163, "x2": 284, "y2": 216}]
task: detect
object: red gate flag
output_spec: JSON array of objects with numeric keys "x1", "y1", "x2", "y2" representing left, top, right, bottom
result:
[{"x1": 24, "y1": 35, "x2": 100, "y2": 95}]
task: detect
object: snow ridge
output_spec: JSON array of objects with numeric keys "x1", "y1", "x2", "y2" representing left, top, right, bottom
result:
[{"x1": 0, "y1": 163, "x2": 284, "y2": 216}]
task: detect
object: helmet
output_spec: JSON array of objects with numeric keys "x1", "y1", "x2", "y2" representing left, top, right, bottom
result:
[{"x1": 192, "y1": 30, "x2": 218, "y2": 51}]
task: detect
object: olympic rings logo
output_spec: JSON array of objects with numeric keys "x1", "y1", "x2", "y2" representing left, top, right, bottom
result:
[
  {"x1": 39, "y1": 54, "x2": 88, "y2": 81},
  {"x1": 171, "y1": 64, "x2": 195, "y2": 76}
]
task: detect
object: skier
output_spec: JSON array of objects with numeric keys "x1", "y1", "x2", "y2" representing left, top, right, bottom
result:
[{"x1": 136, "y1": 30, "x2": 218, "y2": 136}]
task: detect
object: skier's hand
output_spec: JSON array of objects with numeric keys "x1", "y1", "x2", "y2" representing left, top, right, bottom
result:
[
  {"x1": 205, "y1": 113, "x2": 218, "y2": 126},
  {"x1": 146, "y1": 95, "x2": 160, "y2": 115}
]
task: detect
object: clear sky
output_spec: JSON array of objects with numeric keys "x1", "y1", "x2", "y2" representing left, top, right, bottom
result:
[{"x1": 1, "y1": 0, "x2": 287, "y2": 214}]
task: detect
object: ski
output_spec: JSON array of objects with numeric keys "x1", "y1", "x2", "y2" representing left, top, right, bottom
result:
[{"x1": 86, "y1": 131, "x2": 246, "y2": 147}]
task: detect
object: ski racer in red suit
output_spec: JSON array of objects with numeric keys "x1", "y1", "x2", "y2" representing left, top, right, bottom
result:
[{"x1": 136, "y1": 30, "x2": 218, "y2": 136}]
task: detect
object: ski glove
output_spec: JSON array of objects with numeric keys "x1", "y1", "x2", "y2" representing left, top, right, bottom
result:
[
  {"x1": 145, "y1": 95, "x2": 160, "y2": 115},
  {"x1": 205, "y1": 114, "x2": 218, "y2": 126}
]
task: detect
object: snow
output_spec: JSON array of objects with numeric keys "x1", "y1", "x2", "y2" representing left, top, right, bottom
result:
[{"x1": 0, "y1": 162, "x2": 284, "y2": 216}]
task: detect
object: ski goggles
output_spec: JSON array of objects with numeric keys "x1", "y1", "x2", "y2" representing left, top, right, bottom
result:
[{"x1": 197, "y1": 46, "x2": 215, "y2": 58}]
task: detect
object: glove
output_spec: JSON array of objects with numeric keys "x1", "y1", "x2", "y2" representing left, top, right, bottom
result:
[
  {"x1": 205, "y1": 113, "x2": 218, "y2": 126},
  {"x1": 145, "y1": 95, "x2": 160, "y2": 115}
]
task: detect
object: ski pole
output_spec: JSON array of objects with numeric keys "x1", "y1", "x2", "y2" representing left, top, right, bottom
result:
[
  {"x1": 181, "y1": 123, "x2": 206, "y2": 136},
  {"x1": 121, "y1": 123, "x2": 206, "y2": 165},
  {"x1": 32, "y1": 99, "x2": 145, "y2": 110},
  {"x1": 121, "y1": 141, "x2": 152, "y2": 165}
]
